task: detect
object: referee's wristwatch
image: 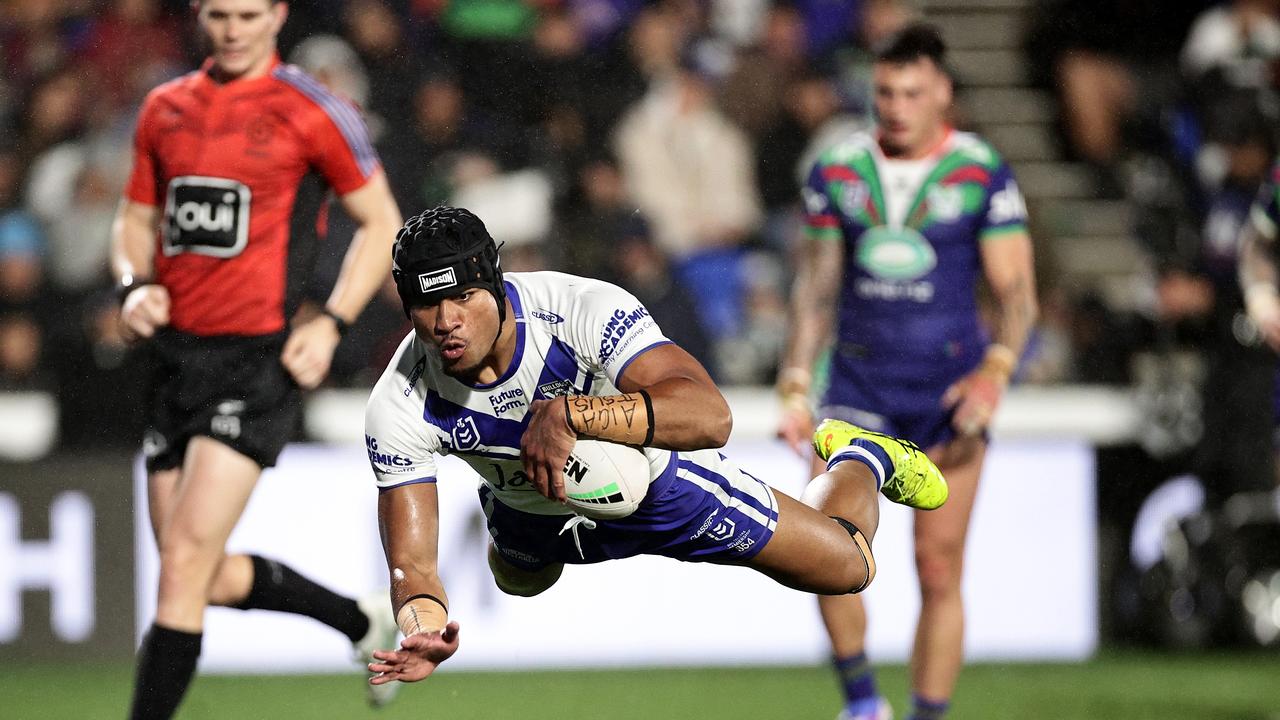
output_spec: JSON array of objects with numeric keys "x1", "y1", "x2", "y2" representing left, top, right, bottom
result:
[
  {"x1": 320, "y1": 307, "x2": 350, "y2": 337},
  {"x1": 117, "y1": 273, "x2": 157, "y2": 305}
]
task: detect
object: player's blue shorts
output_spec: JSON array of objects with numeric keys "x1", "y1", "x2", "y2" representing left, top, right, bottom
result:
[
  {"x1": 820, "y1": 342, "x2": 982, "y2": 450},
  {"x1": 481, "y1": 449, "x2": 779, "y2": 571}
]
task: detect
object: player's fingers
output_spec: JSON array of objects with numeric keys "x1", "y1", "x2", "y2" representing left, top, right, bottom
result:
[
  {"x1": 941, "y1": 380, "x2": 965, "y2": 409},
  {"x1": 441, "y1": 621, "x2": 460, "y2": 642},
  {"x1": 549, "y1": 470, "x2": 566, "y2": 502}
]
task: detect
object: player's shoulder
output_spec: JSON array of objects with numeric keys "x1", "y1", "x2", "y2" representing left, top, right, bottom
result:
[
  {"x1": 138, "y1": 69, "x2": 202, "y2": 111},
  {"x1": 948, "y1": 131, "x2": 1007, "y2": 170},
  {"x1": 268, "y1": 62, "x2": 363, "y2": 121},
  {"x1": 814, "y1": 129, "x2": 878, "y2": 169},
  {"x1": 508, "y1": 271, "x2": 627, "y2": 314}
]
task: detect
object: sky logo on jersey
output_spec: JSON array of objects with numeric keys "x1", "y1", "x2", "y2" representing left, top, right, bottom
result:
[
  {"x1": 451, "y1": 416, "x2": 481, "y2": 451},
  {"x1": 530, "y1": 308, "x2": 564, "y2": 324},
  {"x1": 855, "y1": 226, "x2": 937, "y2": 281},
  {"x1": 801, "y1": 186, "x2": 829, "y2": 215},
  {"x1": 988, "y1": 180, "x2": 1027, "y2": 224},
  {"x1": 599, "y1": 306, "x2": 652, "y2": 363},
  {"x1": 418, "y1": 268, "x2": 458, "y2": 293}
]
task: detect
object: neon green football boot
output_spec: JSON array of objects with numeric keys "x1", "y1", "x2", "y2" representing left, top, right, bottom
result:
[{"x1": 813, "y1": 419, "x2": 949, "y2": 510}]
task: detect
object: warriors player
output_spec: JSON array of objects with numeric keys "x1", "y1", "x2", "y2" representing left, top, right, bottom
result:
[
  {"x1": 775, "y1": 24, "x2": 1039, "y2": 720},
  {"x1": 359, "y1": 206, "x2": 947, "y2": 684},
  {"x1": 111, "y1": 1, "x2": 403, "y2": 717}
]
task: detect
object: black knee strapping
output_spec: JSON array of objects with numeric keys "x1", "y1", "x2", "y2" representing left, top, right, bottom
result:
[{"x1": 831, "y1": 516, "x2": 874, "y2": 594}]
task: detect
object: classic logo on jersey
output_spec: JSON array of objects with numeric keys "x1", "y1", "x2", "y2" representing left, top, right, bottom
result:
[
  {"x1": 537, "y1": 379, "x2": 575, "y2": 398},
  {"x1": 855, "y1": 226, "x2": 937, "y2": 281},
  {"x1": 162, "y1": 176, "x2": 251, "y2": 258},
  {"x1": 489, "y1": 387, "x2": 526, "y2": 415},
  {"x1": 404, "y1": 357, "x2": 426, "y2": 397},
  {"x1": 599, "y1": 306, "x2": 652, "y2": 363},
  {"x1": 365, "y1": 434, "x2": 414, "y2": 472},
  {"x1": 530, "y1": 308, "x2": 564, "y2": 324},
  {"x1": 418, "y1": 268, "x2": 458, "y2": 293},
  {"x1": 708, "y1": 517, "x2": 736, "y2": 542},
  {"x1": 987, "y1": 180, "x2": 1027, "y2": 225},
  {"x1": 451, "y1": 416, "x2": 480, "y2": 451}
]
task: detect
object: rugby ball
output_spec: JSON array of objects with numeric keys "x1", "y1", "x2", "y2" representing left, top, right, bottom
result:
[{"x1": 562, "y1": 439, "x2": 652, "y2": 520}]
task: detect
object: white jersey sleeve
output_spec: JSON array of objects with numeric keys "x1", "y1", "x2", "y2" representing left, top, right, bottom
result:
[
  {"x1": 364, "y1": 333, "x2": 442, "y2": 490},
  {"x1": 568, "y1": 279, "x2": 672, "y2": 385}
]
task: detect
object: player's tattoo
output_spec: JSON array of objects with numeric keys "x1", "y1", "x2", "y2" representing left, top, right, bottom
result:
[{"x1": 567, "y1": 393, "x2": 651, "y2": 446}]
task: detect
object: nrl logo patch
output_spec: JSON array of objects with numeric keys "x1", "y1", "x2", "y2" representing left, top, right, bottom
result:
[{"x1": 418, "y1": 268, "x2": 457, "y2": 293}]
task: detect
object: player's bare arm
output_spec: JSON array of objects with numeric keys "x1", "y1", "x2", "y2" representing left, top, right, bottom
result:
[
  {"x1": 943, "y1": 230, "x2": 1038, "y2": 435},
  {"x1": 110, "y1": 199, "x2": 170, "y2": 341},
  {"x1": 282, "y1": 170, "x2": 402, "y2": 388},
  {"x1": 370, "y1": 481, "x2": 460, "y2": 684},
  {"x1": 1239, "y1": 219, "x2": 1280, "y2": 351},
  {"x1": 776, "y1": 236, "x2": 844, "y2": 454},
  {"x1": 521, "y1": 343, "x2": 730, "y2": 502}
]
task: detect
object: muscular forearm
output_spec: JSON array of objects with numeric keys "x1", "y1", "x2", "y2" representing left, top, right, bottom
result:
[
  {"x1": 110, "y1": 201, "x2": 158, "y2": 283},
  {"x1": 378, "y1": 486, "x2": 446, "y2": 635},
  {"x1": 326, "y1": 221, "x2": 396, "y2": 321},
  {"x1": 389, "y1": 562, "x2": 449, "y2": 635},
  {"x1": 778, "y1": 239, "x2": 840, "y2": 400},
  {"x1": 566, "y1": 377, "x2": 731, "y2": 450},
  {"x1": 989, "y1": 272, "x2": 1038, "y2": 359},
  {"x1": 330, "y1": 174, "x2": 401, "y2": 321}
]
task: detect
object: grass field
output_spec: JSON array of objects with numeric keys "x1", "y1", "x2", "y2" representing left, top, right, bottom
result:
[{"x1": 6, "y1": 651, "x2": 1279, "y2": 719}]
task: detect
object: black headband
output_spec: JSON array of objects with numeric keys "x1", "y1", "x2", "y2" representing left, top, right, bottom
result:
[{"x1": 392, "y1": 238, "x2": 506, "y2": 321}]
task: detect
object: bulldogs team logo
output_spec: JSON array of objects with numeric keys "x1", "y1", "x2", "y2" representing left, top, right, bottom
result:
[{"x1": 451, "y1": 416, "x2": 480, "y2": 451}]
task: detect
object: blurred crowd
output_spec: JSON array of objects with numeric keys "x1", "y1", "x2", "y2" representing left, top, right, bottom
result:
[
  {"x1": 1031, "y1": 0, "x2": 1280, "y2": 492},
  {"x1": 3, "y1": 0, "x2": 1280, "y2": 459}
]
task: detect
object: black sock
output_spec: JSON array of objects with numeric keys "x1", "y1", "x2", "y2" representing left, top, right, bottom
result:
[
  {"x1": 129, "y1": 623, "x2": 202, "y2": 720},
  {"x1": 233, "y1": 554, "x2": 369, "y2": 642}
]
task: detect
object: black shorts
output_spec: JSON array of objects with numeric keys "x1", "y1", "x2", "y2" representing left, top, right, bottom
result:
[{"x1": 142, "y1": 329, "x2": 300, "y2": 473}]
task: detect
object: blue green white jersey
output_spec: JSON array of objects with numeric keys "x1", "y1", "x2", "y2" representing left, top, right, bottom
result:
[
  {"x1": 803, "y1": 128, "x2": 1026, "y2": 368},
  {"x1": 803, "y1": 129, "x2": 1027, "y2": 447}
]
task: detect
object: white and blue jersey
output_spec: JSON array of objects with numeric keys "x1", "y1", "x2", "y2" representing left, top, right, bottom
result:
[{"x1": 365, "y1": 271, "x2": 778, "y2": 568}]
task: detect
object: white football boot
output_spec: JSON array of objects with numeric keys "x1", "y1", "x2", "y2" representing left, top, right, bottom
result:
[{"x1": 354, "y1": 593, "x2": 401, "y2": 708}]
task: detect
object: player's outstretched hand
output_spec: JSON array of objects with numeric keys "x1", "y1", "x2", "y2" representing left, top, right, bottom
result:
[
  {"x1": 281, "y1": 313, "x2": 342, "y2": 389},
  {"x1": 368, "y1": 621, "x2": 461, "y2": 685},
  {"x1": 776, "y1": 404, "x2": 815, "y2": 458},
  {"x1": 942, "y1": 369, "x2": 1004, "y2": 437},
  {"x1": 120, "y1": 284, "x2": 171, "y2": 342},
  {"x1": 521, "y1": 398, "x2": 577, "y2": 502}
]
